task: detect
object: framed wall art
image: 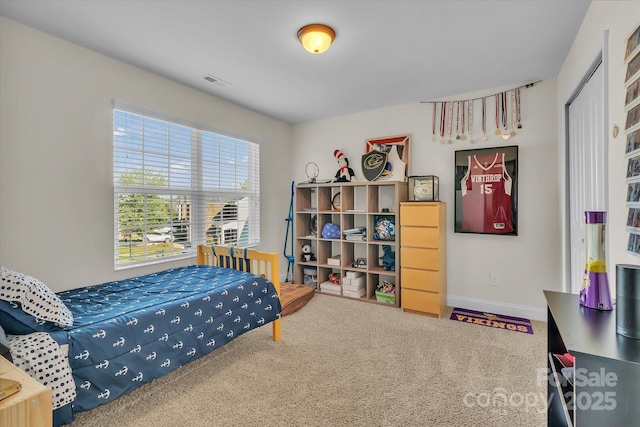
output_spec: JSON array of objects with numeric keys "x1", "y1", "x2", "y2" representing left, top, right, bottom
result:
[
  {"x1": 625, "y1": 77, "x2": 640, "y2": 107},
  {"x1": 454, "y1": 145, "x2": 518, "y2": 236},
  {"x1": 625, "y1": 128, "x2": 640, "y2": 154},
  {"x1": 625, "y1": 47, "x2": 640, "y2": 84},
  {"x1": 626, "y1": 22, "x2": 640, "y2": 257},
  {"x1": 625, "y1": 23, "x2": 640, "y2": 62},
  {"x1": 362, "y1": 134, "x2": 410, "y2": 181}
]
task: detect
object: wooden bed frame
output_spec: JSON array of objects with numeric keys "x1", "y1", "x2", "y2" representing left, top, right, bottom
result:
[{"x1": 197, "y1": 245, "x2": 281, "y2": 341}]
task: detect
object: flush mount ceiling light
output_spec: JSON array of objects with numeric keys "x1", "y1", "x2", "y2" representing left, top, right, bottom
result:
[{"x1": 297, "y1": 24, "x2": 335, "y2": 54}]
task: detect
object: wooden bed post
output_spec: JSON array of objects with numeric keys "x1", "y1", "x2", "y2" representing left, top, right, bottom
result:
[
  {"x1": 271, "y1": 259, "x2": 281, "y2": 342},
  {"x1": 197, "y1": 245, "x2": 281, "y2": 341}
]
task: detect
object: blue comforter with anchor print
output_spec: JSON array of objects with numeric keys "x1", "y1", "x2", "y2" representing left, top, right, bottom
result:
[{"x1": 55, "y1": 265, "x2": 281, "y2": 415}]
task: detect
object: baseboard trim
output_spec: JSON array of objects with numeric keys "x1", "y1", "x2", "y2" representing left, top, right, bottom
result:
[{"x1": 447, "y1": 295, "x2": 546, "y2": 322}]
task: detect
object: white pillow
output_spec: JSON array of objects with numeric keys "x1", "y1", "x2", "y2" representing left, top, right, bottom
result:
[{"x1": 0, "y1": 266, "x2": 73, "y2": 327}]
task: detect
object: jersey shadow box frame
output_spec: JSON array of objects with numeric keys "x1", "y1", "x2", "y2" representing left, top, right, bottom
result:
[{"x1": 454, "y1": 145, "x2": 518, "y2": 236}]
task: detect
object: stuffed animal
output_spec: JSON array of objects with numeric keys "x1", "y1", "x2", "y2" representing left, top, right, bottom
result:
[
  {"x1": 332, "y1": 149, "x2": 356, "y2": 182},
  {"x1": 328, "y1": 273, "x2": 340, "y2": 285},
  {"x1": 382, "y1": 245, "x2": 395, "y2": 271},
  {"x1": 301, "y1": 244, "x2": 316, "y2": 262}
]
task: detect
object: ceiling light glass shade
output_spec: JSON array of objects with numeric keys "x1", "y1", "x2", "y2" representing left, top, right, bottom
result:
[{"x1": 298, "y1": 24, "x2": 335, "y2": 54}]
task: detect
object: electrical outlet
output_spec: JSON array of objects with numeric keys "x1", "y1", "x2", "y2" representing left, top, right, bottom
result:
[{"x1": 490, "y1": 273, "x2": 500, "y2": 287}]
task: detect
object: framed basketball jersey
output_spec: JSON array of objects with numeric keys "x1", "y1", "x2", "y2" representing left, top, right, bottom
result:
[{"x1": 454, "y1": 146, "x2": 518, "y2": 235}]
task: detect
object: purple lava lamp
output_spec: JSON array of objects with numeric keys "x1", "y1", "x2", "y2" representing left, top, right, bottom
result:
[{"x1": 580, "y1": 211, "x2": 613, "y2": 310}]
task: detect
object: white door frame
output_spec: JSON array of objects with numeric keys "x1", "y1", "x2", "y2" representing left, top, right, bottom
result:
[{"x1": 562, "y1": 30, "x2": 610, "y2": 293}]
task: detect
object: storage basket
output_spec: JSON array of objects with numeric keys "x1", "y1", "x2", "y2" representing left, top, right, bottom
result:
[{"x1": 375, "y1": 290, "x2": 395, "y2": 304}]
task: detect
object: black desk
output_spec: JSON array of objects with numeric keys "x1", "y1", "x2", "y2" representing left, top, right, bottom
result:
[{"x1": 544, "y1": 290, "x2": 640, "y2": 427}]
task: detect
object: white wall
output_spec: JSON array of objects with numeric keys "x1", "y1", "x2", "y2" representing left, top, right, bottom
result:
[
  {"x1": 292, "y1": 79, "x2": 560, "y2": 320},
  {"x1": 0, "y1": 17, "x2": 292, "y2": 292},
  {"x1": 557, "y1": 1, "x2": 640, "y2": 294},
  {"x1": 3, "y1": 2, "x2": 635, "y2": 321}
]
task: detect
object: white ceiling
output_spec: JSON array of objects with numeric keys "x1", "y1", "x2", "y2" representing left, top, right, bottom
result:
[{"x1": 0, "y1": 0, "x2": 591, "y2": 124}]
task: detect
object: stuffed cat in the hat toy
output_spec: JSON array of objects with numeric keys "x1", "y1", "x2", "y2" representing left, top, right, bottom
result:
[{"x1": 332, "y1": 149, "x2": 356, "y2": 182}]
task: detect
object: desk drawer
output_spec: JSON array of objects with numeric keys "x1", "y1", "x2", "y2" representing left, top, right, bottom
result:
[
  {"x1": 401, "y1": 288, "x2": 441, "y2": 315},
  {"x1": 401, "y1": 247, "x2": 439, "y2": 270},
  {"x1": 401, "y1": 226, "x2": 439, "y2": 248},
  {"x1": 401, "y1": 268, "x2": 441, "y2": 292}
]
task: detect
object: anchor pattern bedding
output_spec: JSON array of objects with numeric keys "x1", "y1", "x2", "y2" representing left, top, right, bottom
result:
[
  {"x1": 55, "y1": 265, "x2": 281, "y2": 414},
  {"x1": 2, "y1": 264, "x2": 281, "y2": 426}
]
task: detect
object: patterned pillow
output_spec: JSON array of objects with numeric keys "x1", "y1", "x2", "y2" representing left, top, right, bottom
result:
[
  {"x1": 321, "y1": 222, "x2": 341, "y2": 239},
  {"x1": 8, "y1": 333, "x2": 76, "y2": 409},
  {"x1": 0, "y1": 266, "x2": 73, "y2": 334}
]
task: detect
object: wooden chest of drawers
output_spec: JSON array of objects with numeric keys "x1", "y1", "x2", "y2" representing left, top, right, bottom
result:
[{"x1": 400, "y1": 202, "x2": 446, "y2": 317}]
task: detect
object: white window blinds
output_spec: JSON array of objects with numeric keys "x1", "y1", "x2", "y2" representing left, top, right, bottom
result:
[{"x1": 113, "y1": 104, "x2": 260, "y2": 269}]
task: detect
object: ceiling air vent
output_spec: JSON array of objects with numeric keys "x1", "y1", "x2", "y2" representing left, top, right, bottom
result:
[{"x1": 202, "y1": 74, "x2": 231, "y2": 87}]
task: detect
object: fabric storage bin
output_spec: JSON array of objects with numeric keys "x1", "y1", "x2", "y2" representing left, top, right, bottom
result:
[{"x1": 375, "y1": 290, "x2": 395, "y2": 304}]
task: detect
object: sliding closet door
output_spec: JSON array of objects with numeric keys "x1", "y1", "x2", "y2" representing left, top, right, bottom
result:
[{"x1": 567, "y1": 62, "x2": 607, "y2": 294}]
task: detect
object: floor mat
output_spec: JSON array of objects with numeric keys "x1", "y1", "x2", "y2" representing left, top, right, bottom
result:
[
  {"x1": 449, "y1": 307, "x2": 533, "y2": 334},
  {"x1": 279, "y1": 283, "x2": 315, "y2": 316}
]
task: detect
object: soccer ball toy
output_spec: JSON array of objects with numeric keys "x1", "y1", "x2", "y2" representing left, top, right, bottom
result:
[{"x1": 374, "y1": 217, "x2": 395, "y2": 241}]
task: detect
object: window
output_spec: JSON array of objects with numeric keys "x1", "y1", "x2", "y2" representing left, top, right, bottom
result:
[{"x1": 113, "y1": 104, "x2": 260, "y2": 269}]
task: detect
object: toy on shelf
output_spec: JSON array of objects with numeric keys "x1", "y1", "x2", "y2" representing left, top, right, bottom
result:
[
  {"x1": 321, "y1": 222, "x2": 341, "y2": 239},
  {"x1": 332, "y1": 149, "x2": 356, "y2": 182},
  {"x1": 381, "y1": 245, "x2": 395, "y2": 271},
  {"x1": 377, "y1": 280, "x2": 395, "y2": 294},
  {"x1": 328, "y1": 273, "x2": 341, "y2": 285},
  {"x1": 352, "y1": 258, "x2": 367, "y2": 269},
  {"x1": 301, "y1": 244, "x2": 316, "y2": 262},
  {"x1": 374, "y1": 215, "x2": 395, "y2": 241}
]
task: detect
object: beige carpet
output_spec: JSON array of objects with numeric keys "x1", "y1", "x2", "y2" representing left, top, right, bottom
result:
[{"x1": 69, "y1": 294, "x2": 547, "y2": 427}]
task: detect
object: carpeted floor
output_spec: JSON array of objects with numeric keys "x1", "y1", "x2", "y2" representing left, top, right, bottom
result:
[{"x1": 69, "y1": 294, "x2": 547, "y2": 427}]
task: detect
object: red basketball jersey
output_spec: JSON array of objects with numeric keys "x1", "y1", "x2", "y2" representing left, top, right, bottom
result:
[{"x1": 461, "y1": 152, "x2": 513, "y2": 233}]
